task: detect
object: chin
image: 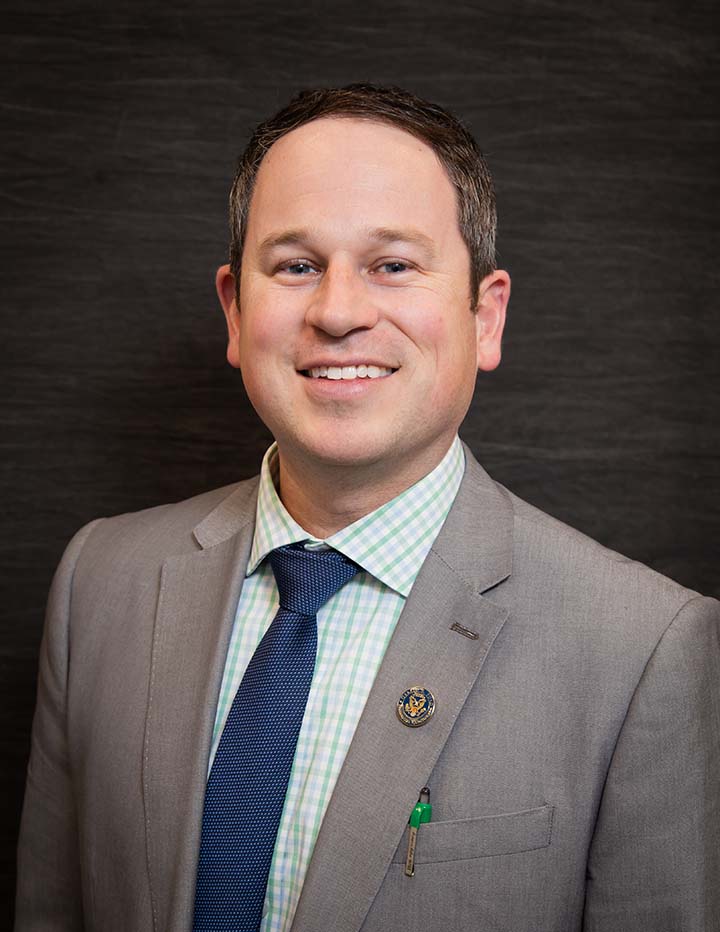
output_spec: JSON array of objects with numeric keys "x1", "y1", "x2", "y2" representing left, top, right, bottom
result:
[
  {"x1": 284, "y1": 429, "x2": 405, "y2": 472},
  {"x1": 304, "y1": 442, "x2": 392, "y2": 470}
]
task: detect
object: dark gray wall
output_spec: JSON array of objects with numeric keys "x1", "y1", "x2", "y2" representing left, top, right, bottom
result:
[{"x1": 2, "y1": 0, "x2": 717, "y2": 919}]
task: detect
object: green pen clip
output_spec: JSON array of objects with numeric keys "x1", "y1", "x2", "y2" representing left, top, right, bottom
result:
[
  {"x1": 405, "y1": 787, "x2": 432, "y2": 877},
  {"x1": 409, "y1": 789, "x2": 432, "y2": 828}
]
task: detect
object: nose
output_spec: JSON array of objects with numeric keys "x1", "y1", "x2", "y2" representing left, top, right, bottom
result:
[{"x1": 304, "y1": 259, "x2": 380, "y2": 337}]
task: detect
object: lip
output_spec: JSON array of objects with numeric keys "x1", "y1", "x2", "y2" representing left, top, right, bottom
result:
[
  {"x1": 297, "y1": 360, "x2": 398, "y2": 372},
  {"x1": 300, "y1": 367, "x2": 397, "y2": 397}
]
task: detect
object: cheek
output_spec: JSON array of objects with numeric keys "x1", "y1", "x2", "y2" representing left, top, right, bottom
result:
[
  {"x1": 422, "y1": 317, "x2": 480, "y2": 411},
  {"x1": 239, "y1": 314, "x2": 279, "y2": 355},
  {"x1": 238, "y1": 278, "x2": 301, "y2": 356},
  {"x1": 236, "y1": 318, "x2": 286, "y2": 407},
  {"x1": 408, "y1": 308, "x2": 477, "y2": 372},
  {"x1": 392, "y1": 283, "x2": 475, "y2": 356},
  {"x1": 393, "y1": 298, "x2": 445, "y2": 351}
]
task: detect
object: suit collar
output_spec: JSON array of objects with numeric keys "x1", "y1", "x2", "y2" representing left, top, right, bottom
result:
[
  {"x1": 191, "y1": 440, "x2": 510, "y2": 589},
  {"x1": 432, "y1": 440, "x2": 513, "y2": 594},
  {"x1": 192, "y1": 475, "x2": 259, "y2": 549}
]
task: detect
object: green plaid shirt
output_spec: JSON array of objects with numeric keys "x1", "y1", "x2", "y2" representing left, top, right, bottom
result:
[{"x1": 209, "y1": 436, "x2": 466, "y2": 931}]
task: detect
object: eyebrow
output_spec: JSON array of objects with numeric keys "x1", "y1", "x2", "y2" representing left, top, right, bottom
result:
[{"x1": 257, "y1": 226, "x2": 437, "y2": 261}]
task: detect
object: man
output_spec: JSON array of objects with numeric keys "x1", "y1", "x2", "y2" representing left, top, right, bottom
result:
[{"x1": 16, "y1": 84, "x2": 720, "y2": 931}]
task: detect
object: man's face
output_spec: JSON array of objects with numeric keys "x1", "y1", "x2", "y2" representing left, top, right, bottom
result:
[{"x1": 219, "y1": 116, "x2": 509, "y2": 479}]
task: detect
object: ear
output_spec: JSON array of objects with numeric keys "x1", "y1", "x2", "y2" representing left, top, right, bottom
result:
[
  {"x1": 216, "y1": 264, "x2": 242, "y2": 369},
  {"x1": 474, "y1": 269, "x2": 511, "y2": 372}
]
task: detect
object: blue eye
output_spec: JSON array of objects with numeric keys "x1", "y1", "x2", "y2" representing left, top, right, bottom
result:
[
  {"x1": 282, "y1": 262, "x2": 316, "y2": 275},
  {"x1": 379, "y1": 262, "x2": 409, "y2": 273}
]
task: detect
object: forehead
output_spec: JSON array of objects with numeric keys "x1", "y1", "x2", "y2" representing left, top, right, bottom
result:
[
  {"x1": 258, "y1": 115, "x2": 441, "y2": 173},
  {"x1": 246, "y1": 116, "x2": 461, "y2": 244}
]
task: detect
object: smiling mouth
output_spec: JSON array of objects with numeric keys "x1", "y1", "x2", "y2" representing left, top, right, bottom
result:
[{"x1": 301, "y1": 365, "x2": 397, "y2": 380}]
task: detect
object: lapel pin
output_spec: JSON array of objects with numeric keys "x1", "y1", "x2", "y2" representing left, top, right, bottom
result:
[{"x1": 397, "y1": 687, "x2": 435, "y2": 727}]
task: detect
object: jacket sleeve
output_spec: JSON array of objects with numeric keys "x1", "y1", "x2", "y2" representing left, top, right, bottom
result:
[
  {"x1": 15, "y1": 519, "x2": 104, "y2": 932},
  {"x1": 583, "y1": 594, "x2": 720, "y2": 932}
]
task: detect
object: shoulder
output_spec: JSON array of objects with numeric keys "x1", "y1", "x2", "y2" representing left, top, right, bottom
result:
[
  {"x1": 62, "y1": 475, "x2": 260, "y2": 579},
  {"x1": 505, "y1": 484, "x2": 698, "y2": 603},
  {"x1": 497, "y1": 481, "x2": 718, "y2": 657},
  {"x1": 455, "y1": 446, "x2": 715, "y2": 657}
]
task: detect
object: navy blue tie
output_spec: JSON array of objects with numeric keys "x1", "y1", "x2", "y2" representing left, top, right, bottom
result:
[{"x1": 193, "y1": 542, "x2": 359, "y2": 932}]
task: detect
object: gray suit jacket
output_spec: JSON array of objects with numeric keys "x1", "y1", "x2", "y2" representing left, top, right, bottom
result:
[{"x1": 16, "y1": 447, "x2": 720, "y2": 931}]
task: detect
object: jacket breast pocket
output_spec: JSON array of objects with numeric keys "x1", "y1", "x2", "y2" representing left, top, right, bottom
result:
[{"x1": 390, "y1": 804, "x2": 554, "y2": 864}]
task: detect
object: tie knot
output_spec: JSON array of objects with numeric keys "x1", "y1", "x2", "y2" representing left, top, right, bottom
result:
[{"x1": 268, "y1": 543, "x2": 360, "y2": 616}]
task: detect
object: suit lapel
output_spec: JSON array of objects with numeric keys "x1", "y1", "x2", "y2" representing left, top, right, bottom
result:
[
  {"x1": 291, "y1": 449, "x2": 514, "y2": 932},
  {"x1": 142, "y1": 478, "x2": 259, "y2": 932}
]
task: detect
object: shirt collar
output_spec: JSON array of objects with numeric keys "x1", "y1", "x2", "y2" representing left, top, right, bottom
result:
[{"x1": 248, "y1": 437, "x2": 466, "y2": 597}]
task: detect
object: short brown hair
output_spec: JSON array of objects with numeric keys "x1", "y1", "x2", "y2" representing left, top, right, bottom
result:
[{"x1": 228, "y1": 83, "x2": 497, "y2": 305}]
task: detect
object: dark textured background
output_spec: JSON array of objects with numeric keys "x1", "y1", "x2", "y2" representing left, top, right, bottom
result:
[{"x1": 2, "y1": 0, "x2": 718, "y2": 919}]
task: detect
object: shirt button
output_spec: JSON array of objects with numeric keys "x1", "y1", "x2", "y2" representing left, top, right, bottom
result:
[{"x1": 262, "y1": 899, "x2": 269, "y2": 917}]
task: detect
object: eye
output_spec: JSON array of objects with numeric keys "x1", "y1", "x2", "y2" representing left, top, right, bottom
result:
[
  {"x1": 278, "y1": 261, "x2": 318, "y2": 276},
  {"x1": 376, "y1": 261, "x2": 411, "y2": 274}
]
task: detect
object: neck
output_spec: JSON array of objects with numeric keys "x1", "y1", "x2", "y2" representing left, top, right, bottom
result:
[{"x1": 275, "y1": 440, "x2": 455, "y2": 538}]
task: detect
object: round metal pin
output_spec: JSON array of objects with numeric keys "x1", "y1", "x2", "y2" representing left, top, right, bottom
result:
[{"x1": 397, "y1": 687, "x2": 436, "y2": 727}]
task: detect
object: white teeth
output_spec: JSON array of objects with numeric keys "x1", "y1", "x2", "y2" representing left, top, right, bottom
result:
[{"x1": 308, "y1": 365, "x2": 394, "y2": 380}]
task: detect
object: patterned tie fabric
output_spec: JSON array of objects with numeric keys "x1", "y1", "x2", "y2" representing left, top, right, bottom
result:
[{"x1": 193, "y1": 542, "x2": 360, "y2": 932}]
